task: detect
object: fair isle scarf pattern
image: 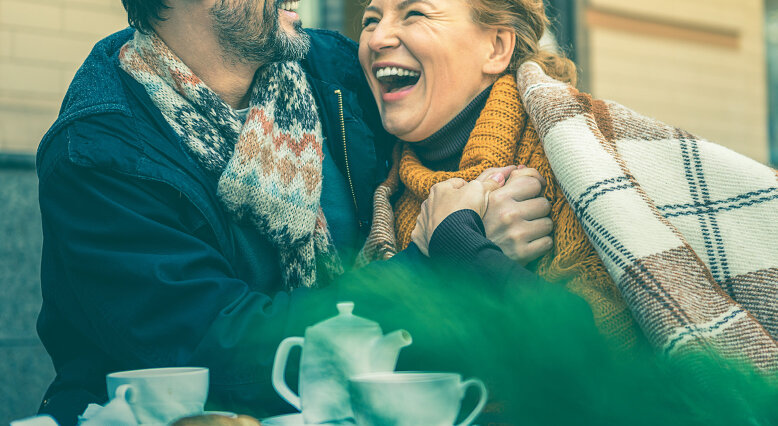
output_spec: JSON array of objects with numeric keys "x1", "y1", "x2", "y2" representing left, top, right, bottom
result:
[
  {"x1": 517, "y1": 62, "x2": 778, "y2": 372},
  {"x1": 119, "y1": 31, "x2": 342, "y2": 289}
]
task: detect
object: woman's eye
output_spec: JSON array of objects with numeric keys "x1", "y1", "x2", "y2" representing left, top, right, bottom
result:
[
  {"x1": 405, "y1": 10, "x2": 426, "y2": 19},
  {"x1": 362, "y1": 17, "x2": 379, "y2": 28}
]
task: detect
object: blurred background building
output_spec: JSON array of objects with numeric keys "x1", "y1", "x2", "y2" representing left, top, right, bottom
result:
[
  {"x1": 1, "y1": 0, "x2": 776, "y2": 162},
  {"x1": 0, "y1": 0, "x2": 777, "y2": 422}
]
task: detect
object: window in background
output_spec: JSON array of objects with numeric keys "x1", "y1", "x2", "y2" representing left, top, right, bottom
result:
[
  {"x1": 298, "y1": 0, "x2": 321, "y2": 29},
  {"x1": 320, "y1": 0, "x2": 346, "y2": 32},
  {"x1": 298, "y1": 0, "x2": 349, "y2": 34},
  {"x1": 767, "y1": 0, "x2": 778, "y2": 166}
]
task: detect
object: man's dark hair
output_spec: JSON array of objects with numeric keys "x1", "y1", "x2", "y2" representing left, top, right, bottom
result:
[{"x1": 121, "y1": 0, "x2": 169, "y2": 33}]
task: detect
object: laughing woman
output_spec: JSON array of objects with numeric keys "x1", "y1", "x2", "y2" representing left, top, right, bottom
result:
[{"x1": 357, "y1": 0, "x2": 643, "y2": 349}]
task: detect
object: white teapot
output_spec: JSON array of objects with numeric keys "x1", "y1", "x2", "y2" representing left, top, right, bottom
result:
[{"x1": 272, "y1": 302, "x2": 412, "y2": 424}]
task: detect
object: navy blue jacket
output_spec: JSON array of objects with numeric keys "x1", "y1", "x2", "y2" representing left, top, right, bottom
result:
[{"x1": 36, "y1": 28, "x2": 537, "y2": 425}]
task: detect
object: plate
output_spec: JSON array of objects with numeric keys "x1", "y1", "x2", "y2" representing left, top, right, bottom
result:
[
  {"x1": 203, "y1": 411, "x2": 238, "y2": 418},
  {"x1": 260, "y1": 414, "x2": 307, "y2": 425},
  {"x1": 260, "y1": 414, "x2": 355, "y2": 425}
]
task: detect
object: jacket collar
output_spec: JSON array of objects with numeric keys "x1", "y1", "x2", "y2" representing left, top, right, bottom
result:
[{"x1": 37, "y1": 28, "x2": 135, "y2": 169}]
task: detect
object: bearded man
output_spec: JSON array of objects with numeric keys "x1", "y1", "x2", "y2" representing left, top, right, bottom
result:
[{"x1": 35, "y1": 0, "x2": 555, "y2": 424}]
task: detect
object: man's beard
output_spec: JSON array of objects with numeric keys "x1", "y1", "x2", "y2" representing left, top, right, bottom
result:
[{"x1": 211, "y1": 0, "x2": 311, "y2": 65}]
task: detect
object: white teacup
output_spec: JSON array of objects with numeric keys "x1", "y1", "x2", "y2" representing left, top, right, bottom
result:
[
  {"x1": 348, "y1": 372, "x2": 487, "y2": 426},
  {"x1": 106, "y1": 367, "x2": 209, "y2": 425}
]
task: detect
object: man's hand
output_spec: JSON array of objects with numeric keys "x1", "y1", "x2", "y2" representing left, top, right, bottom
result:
[
  {"x1": 479, "y1": 167, "x2": 553, "y2": 265},
  {"x1": 411, "y1": 174, "x2": 505, "y2": 256}
]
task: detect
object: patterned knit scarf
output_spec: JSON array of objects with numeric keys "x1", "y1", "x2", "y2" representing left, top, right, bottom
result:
[
  {"x1": 119, "y1": 31, "x2": 342, "y2": 289},
  {"x1": 360, "y1": 75, "x2": 642, "y2": 351}
]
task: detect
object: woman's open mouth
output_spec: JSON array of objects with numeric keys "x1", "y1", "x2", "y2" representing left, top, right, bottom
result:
[{"x1": 373, "y1": 64, "x2": 421, "y2": 101}]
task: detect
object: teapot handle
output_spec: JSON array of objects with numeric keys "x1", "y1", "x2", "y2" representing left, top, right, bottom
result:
[{"x1": 271, "y1": 336, "x2": 305, "y2": 411}]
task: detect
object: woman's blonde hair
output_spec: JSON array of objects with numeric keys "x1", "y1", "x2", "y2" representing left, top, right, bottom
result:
[{"x1": 468, "y1": 0, "x2": 577, "y2": 86}]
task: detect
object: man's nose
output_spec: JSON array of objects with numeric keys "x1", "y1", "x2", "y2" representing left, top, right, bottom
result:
[{"x1": 368, "y1": 21, "x2": 401, "y2": 52}]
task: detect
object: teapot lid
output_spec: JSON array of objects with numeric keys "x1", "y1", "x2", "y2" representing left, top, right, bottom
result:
[{"x1": 312, "y1": 302, "x2": 379, "y2": 330}]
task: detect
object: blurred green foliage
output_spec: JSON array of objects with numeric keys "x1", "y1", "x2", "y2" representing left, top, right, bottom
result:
[{"x1": 332, "y1": 255, "x2": 778, "y2": 425}]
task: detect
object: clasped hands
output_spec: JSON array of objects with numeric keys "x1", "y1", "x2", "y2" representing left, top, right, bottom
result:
[{"x1": 411, "y1": 166, "x2": 553, "y2": 265}]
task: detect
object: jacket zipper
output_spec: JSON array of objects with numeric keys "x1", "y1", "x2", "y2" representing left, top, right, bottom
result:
[{"x1": 334, "y1": 89, "x2": 360, "y2": 225}]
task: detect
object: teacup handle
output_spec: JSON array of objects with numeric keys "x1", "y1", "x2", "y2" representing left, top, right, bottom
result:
[
  {"x1": 271, "y1": 336, "x2": 305, "y2": 411},
  {"x1": 456, "y1": 378, "x2": 488, "y2": 426},
  {"x1": 114, "y1": 384, "x2": 134, "y2": 402}
]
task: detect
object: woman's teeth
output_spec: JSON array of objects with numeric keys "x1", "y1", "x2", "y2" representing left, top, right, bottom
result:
[
  {"x1": 375, "y1": 67, "x2": 420, "y2": 79},
  {"x1": 375, "y1": 67, "x2": 421, "y2": 94},
  {"x1": 280, "y1": 1, "x2": 299, "y2": 11}
]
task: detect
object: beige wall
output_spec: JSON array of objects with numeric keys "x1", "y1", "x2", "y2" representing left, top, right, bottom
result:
[
  {"x1": 584, "y1": 0, "x2": 769, "y2": 163},
  {"x1": 0, "y1": 0, "x2": 127, "y2": 154},
  {"x1": 0, "y1": 0, "x2": 771, "y2": 162}
]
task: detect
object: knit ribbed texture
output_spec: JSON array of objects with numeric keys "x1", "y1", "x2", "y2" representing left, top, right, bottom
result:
[
  {"x1": 119, "y1": 30, "x2": 342, "y2": 289},
  {"x1": 428, "y1": 209, "x2": 489, "y2": 262},
  {"x1": 413, "y1": 86, "x2": 492, "y2": 171},
  {"x1": 362, "y1": 75, "x2": 641, "y2": 350}
]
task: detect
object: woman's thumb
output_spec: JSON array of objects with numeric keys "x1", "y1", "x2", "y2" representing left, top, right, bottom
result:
[{"x1": 483, "y1": 172, "x2": 505, "y2": 190}]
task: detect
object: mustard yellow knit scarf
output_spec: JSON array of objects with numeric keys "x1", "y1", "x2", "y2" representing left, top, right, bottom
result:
[{"x1": 361, "y1": 75, "x2": 643, "y2": 350}]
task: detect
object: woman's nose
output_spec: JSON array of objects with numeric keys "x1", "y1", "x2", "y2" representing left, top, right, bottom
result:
[{"x1": 367, "y1": 21, "x2": 401, "y2": 51}]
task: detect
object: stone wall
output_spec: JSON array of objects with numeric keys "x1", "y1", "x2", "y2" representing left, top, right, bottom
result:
[
  {"x1": 0, "y1": 155, "x2": 52, "y2": 423},
  {"x1": 0, "y1": 1, "x2": 127, "y2": 420}
]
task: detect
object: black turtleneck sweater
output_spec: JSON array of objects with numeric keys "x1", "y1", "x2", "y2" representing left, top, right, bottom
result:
[
  {"x1": 411, "y1": 85, "x2": 492, "y2": 171},
  {"x1": 408, "y1": 84, "x2": 541, "y2": 288}
]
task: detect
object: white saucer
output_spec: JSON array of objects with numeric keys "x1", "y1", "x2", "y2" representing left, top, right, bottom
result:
[
  {"x1": 261, "y1": 414, "x2": 355, "y2": 426},
  {"x1": 260, "y1": 414, "x2": 308, "y2": 425},
  {"x1": 203, "y1": 411, "x2": 238, "y2": 418}
]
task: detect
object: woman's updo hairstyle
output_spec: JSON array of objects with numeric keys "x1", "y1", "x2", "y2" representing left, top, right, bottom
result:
[{"x1": 469, "y1": 0, "x2": 577, "y2": 86}]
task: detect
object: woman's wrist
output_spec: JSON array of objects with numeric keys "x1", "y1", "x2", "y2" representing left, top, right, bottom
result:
[
  {"x1": 428, "y1": 209, "x2": 498, "y2": 261},
  {"x1": 429, "y1": 209, "x2": 545, "y2": 288}
]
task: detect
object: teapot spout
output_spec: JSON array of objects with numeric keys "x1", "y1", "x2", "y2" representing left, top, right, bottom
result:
[{"x1": 372, "y1": 329, "x2": 412, "y2": 371}]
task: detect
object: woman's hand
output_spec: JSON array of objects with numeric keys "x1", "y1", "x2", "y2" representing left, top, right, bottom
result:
[
  {"x1": 411, "y1": 173, "x2": 506, "y2": 256},
  {"x1": 480, "y1": 167, "x2": 554, "y2": 266}
]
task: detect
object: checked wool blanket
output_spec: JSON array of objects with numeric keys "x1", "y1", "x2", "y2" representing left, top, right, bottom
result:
[{"x1": 517, "y1": 62, "x2": 778, "y2": 372}]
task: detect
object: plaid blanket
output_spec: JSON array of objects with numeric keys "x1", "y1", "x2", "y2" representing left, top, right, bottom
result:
[{"x1": 517, "y1": 62, "x2": 778, "y2": 372}]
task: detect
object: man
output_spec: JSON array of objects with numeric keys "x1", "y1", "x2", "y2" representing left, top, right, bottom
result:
[{"x1": 36, "y1": 0, "x2": 553, "y2": 424}]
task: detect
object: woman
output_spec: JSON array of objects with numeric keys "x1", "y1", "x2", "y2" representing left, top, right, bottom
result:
[{"x1": 357, "y1": 0, "x2": 643, "y2": 350}]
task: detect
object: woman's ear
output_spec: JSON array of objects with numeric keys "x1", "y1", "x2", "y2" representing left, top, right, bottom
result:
[{"x1": 482, "y1": 28, "x2": 515, "y2": 75}]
